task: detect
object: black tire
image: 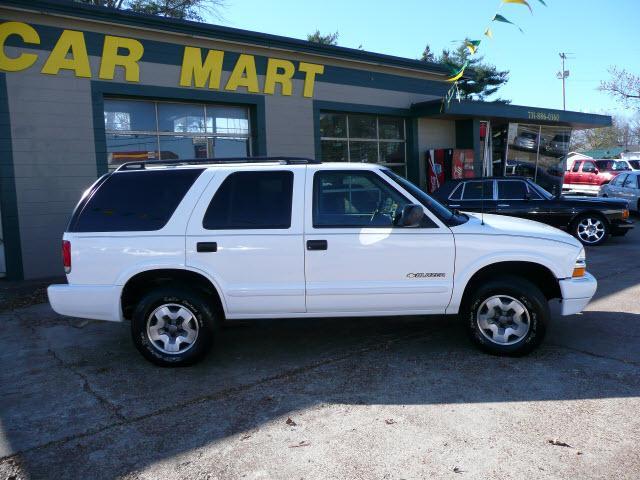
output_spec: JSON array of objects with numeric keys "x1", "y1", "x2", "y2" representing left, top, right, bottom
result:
[
  {"x1": 463, "y1": 276, "x2": 548, "y2": 356},
  {"x1": 131, "y1": 286, "x2": 218, "y2": 367},
  {"x1": 571, "y1": 213, "x2": 609, "y2": 246}
]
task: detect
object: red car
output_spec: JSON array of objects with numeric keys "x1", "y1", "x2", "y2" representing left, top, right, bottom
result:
[{"x1": 563, "y1": 159, "x2": 631, "y2": 196}]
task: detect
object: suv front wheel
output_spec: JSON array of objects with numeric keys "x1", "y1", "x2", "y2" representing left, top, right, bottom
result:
[
  {"x1": 464, "y1": 276, "x2": 548, "y2": 356},
  {"x1": 131, "y1": 287, "x2": 217, "y2": 367}
]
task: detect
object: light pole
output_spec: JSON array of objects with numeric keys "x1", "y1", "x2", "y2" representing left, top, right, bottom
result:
[{"x1": 556, "y1": 53, "x2": 571, "y2": 110}]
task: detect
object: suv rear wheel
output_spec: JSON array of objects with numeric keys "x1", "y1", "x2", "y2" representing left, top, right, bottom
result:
[
  {"x1": 131, "y1": 287, "x2": 217, "y2": 367},
  {"x1": 464, "y1": 276, "x2": 548, "y2": 356}
]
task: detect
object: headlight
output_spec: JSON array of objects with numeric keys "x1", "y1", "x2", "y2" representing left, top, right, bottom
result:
[{"x1": 573, "y1": 247, "x2": 586, "y2": 278}]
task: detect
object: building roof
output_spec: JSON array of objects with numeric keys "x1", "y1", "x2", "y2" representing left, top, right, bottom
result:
[
  {"x1": 5, "y1": 0, "x2": 454, "y2": 78},
  {"x1": 411, "y1": 99, "x2": 612, "y2": 129},
  {"x1": 579, "y1": 147, "x2": 626, "y2": 159}
]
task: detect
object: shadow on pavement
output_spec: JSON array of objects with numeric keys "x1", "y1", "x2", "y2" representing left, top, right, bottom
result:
[{"x1": 1, "y1": 304, "x2": 639, "y2": 478}]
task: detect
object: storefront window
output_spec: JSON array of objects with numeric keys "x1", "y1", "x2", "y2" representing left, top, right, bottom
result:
[
  {"x1": 319, "y1": 112, "x2": 407, "y2": 176},
  {"x1": 505, "y1": 123, "x2": 571, "y2": 195},
  {"x1": 104, "y1": 99, "x2": 251, "y2": 169}
]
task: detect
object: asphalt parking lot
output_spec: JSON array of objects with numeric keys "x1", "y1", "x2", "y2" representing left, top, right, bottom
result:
[{"x1": 1, "y1": 222, "x2": 639, "y2": 480}]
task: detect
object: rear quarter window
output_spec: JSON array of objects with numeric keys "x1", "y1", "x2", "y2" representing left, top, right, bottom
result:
[{"x1": 69, "y1": 169, "x2": 203, "y2": 232}]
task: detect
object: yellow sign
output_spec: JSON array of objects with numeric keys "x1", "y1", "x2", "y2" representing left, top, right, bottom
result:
[{"x1": 0, "y1": 21, "x2": 325, "y2": 98}]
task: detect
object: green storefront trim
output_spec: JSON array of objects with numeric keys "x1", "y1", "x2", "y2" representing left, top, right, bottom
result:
[{"x1": 0, "y1": 73, "x2": 23, "y2": 280}]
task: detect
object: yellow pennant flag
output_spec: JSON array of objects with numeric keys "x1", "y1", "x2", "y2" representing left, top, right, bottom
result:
[
  {"x1": 484, "y1": 28, "x2": 493, "y2": 38},
  {"x1": 502, "y1": 0, "x2": 532, "y2": 14}
]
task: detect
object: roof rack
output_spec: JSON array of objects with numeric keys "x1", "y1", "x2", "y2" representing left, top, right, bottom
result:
[{"x1": 115, "y1": 156, "x2": 321, "y2": 171}]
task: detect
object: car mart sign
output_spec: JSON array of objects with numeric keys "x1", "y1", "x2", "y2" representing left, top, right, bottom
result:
[{"x1": 0, "y1": 21, "x2": 325, "y2": 98}]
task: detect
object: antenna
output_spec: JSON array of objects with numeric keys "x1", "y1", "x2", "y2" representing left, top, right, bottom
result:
[{"x1": 480, "y1": 177, "x2": 485, "y2": 226}]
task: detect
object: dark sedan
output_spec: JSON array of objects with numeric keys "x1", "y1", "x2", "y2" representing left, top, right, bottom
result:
[{"x1": 433, "y1": 177, "x2": 633, "y2": 245}]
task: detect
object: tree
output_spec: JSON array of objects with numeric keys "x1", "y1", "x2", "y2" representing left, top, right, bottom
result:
[
  {"x1": 420, "y1": 42, "x2": 509, "y2": 103},
  {"x1": 307, "y1": 30, "x2": 339, "y2": 46},
  {"x1": 420, "y1": 45, "x2": 436, "y2": 63},
  {"x1": 570, "y1": 115, "x2": 640, "y2": 151},
  {"x1": 74, "y1": 0, "x2": 224, "y2": 21},
  {"x1": 600, "y1": 66, "x2": 640, "y2": 111}
]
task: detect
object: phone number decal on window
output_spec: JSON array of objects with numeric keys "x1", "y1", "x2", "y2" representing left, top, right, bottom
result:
[{"x1": 527, "y1": 111, "x2": 560, "y2": 122}]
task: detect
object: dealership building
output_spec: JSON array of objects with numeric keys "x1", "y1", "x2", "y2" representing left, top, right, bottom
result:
[{"x1": 0, "y1": 0, "x2": 611, "y2": 279}]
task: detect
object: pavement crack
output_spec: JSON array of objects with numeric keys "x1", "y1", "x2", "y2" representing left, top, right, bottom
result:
[
  {"x1": 45, "y1": 347, "x2": 128, "y2": 423},
  {"x1": 549, "y1": 343, "x2": 640, "y2": 367}
]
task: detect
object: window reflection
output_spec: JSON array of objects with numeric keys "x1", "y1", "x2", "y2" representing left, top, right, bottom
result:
[
  {"x1": 505, "y1": 123, "x2": 571, "y2": 196},
  {"x1": 103, "y1": 99, "x2": 252, "y2": 170}
]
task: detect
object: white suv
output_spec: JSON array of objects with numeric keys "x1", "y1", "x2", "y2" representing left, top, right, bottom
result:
[{"x1": 48, "y1": 158, "x2": 597, "y2": 366}]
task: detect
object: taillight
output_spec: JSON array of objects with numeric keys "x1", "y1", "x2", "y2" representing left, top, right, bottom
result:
[{"x1": 62, "y1": 240, "x2": 71, "y2": 274}]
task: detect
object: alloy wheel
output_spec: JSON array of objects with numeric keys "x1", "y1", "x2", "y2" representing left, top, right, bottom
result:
[
  {"x1": 577, "y1": 217, "x2": 605, "y2": 244},
  {"x1": 476, "y1": 295, "x2": 530, "y2": 346},
  {"x1": 146, "y1": 303, "x2": 199, "y2": 355}
]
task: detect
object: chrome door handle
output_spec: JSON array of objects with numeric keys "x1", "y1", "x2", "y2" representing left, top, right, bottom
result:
[
  {"x1": 497, "y1": 204, "x2": 510, "y2": 207},
  {"x1": 449, "y1": 204, "x2": 461, "y2": 208}
]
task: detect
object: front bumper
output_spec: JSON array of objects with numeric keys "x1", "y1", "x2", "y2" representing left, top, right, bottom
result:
[
  {"x1": 611, "y1": 219, "x2": 634, "y2": 234},
  {"x1": 558, "y1": 272, "x2": 597, "y2": 316},
  {"x1": 47, "y1": 284, "x2": 123, "y2": 322}
]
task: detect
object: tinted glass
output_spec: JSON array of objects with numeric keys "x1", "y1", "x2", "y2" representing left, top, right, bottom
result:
[
  {"x1": 70, "y1": 169, "x2": 203, "y2": 232},
  {"x1": 498, "y1": 180, "x2": 528, "y2": 199},
  {"x1": 382, "y1": 170, "x2": 450, "y2": 224},
  {"x1": 321, "y1": 140, "x2": 348, "y2": 162},
  {"x1": 572, "y1": 161, "x2": 581, "y2": 172},
  {"x1": 622, "y1": 175, "x2": 635, "y2": 187},
  {"x1": 313, "y1": 171, "x2": 410, "y2": 228},
  {"x1": 449, "y1": 183, "x2": 463, "y2": 200},
  {"x1": 582, "y1": 162, "x2": 596, "y2": 172},
  {"x1": 319, "y1": 113, "x2": 347, "y2": 138},
  {"x1": 462, "y1": 181, "x2": 493, "y2": 200},
  {"x1": 104, "y1": 99, "x2": 156, "y2": 131},
  {"x1": 203, "y1": 171, "x2": 293, "y2": 229},
  {"x1": 378, "y1": 117, "x2": 404, "y2": 140},
  {"x1": 157, "y1": 103, "x2": 205, "y2": 133},
  {"x1": 629, "y1": 160, "x2": 640, "y2": 170},
  {"x1": 613, "y1": 174, "x2": 627, "y2": 186},
  {"x1": 348, "y1": 114, "x2": 377, "y2": 139}
]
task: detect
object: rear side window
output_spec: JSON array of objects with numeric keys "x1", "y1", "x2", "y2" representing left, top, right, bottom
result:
[
  {"x1": 70, "y1": 169, "x2": 203, "y2": 232},
  {"x1": 571, "y1": 161, "x2": 581, "y2": 172},
  {"x1": 462, "y1": 181, "x2": 493, "y2": 200},
  {"x1": 498, "y1": 180, "x2": 528, "y2": 200},
  {"x1": 203, "y1": 171, "x2": 293, "y2": 229},
  {"x1": 582, "y1": 161, "x2": 596, "y2": 173}
]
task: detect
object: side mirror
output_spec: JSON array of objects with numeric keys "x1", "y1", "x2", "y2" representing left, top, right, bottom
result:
[
  {"x1": 593, "y1": 169, "x2": 599, "y2": 174},
  {"x1": 398, "y1": 204, "x2": 424, "y2": 227}
]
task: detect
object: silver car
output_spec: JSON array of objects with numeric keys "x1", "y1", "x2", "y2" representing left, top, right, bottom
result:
[{"x1": 600, "y1": 171, "x2": 640, "y2": 212}]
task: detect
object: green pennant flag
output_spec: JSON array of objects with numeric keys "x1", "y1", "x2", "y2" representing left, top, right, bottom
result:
[{"x1": 493, "y1": 14, "x2": 524, "y2": 32}]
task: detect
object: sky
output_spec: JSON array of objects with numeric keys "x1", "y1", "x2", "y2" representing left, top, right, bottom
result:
[{"x1": 214, "y1": 0, "x2": 640, "y2": 118}]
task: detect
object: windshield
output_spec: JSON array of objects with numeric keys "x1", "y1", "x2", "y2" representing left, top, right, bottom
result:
[
  {"x1": 595, "y1": 160, "x2": 630, "y2": 171},
  {"x1": 382, "y1": 170, "x2": 465, "y2": 224}
]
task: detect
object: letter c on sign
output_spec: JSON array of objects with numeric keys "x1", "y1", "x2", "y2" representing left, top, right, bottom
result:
[{"x1": 0, "y1": 22, "x2": 40, "y2": 72}]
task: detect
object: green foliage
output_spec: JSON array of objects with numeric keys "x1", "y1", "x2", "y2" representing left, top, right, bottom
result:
[
  {"x1": 74, "y1": 0, "x2": 224, "y2": 21},
  {"x1": 433, "y1": 41, "x2": 510, "y2": 103},
  {"x1": 307, "y1": 30, "x2": 339, "y2": 46}
]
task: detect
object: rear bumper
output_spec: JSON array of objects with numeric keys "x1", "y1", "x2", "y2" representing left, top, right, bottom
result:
[
  {"x1": 558, "y1": 272, "x2": 597, "y2": 316},
  {"x1": 47, "y1": 284, "x2": 123, "y2": 322}
]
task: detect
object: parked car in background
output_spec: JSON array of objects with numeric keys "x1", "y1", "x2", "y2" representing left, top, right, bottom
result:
[
  {"x1": 512, "y1": 131, "x2": 543, "y2": 152},
  {"x1": 600, "y1": 171, "x2": 640, "y2": 213},
  {"x1": 544, "y1": 133, "x2": 571, "y2": 157},
  {"x1": 48, "y1": 158, "x2": 597, "y2": 366},
  {"x1": 433, "y1": 177, "x2": 633, "y2": 245},
  {"x1": 620, "y1": 159, "x2": 640, "y2": 171},
  {"x1": 504, "y1": 161, "x2": 563, "y2": 196},
  {"x1": 563, "y1": 158, "x2": 631, "y2": 196}
]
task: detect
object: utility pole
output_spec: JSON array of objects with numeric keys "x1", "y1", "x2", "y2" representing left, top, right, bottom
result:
[{"x1": 556, "y1": 53, "x2": 571, "y2": 110}]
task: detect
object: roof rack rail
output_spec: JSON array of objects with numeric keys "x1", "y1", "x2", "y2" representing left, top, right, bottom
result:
[{"x1": 115, "y1": 156, "x2": 321, "y2": 171}]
